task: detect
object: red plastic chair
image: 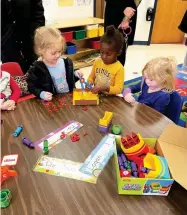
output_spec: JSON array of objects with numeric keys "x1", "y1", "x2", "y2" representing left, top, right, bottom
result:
[
  {"x1": 1, "y1": 62, "x2": 24, "y2": 76},
  {"x1": 1, "y1": 62, "x2": 35, "y2": 102}
]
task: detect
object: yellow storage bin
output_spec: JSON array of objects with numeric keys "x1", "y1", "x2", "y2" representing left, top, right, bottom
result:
[
  {"x1": 98, "y1": 26, "x2": 104, "y2": 37},
  {"x1": 87, "y1": 28, "x2": 98, "y2": 38}
]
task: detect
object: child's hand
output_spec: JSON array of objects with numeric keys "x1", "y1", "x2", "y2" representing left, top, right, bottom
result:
[
  {"x1": 0, "y1": 99, "x2": 5, "y2": 110},
  {"x1": 85, "y1": 82, "x2": 93, "y2": 90},
  {"x1": 75, "y1": 70, "x2": 83, "y2": 78},
  {"x1": 1, "y1": 100, "x2": 16, "y2": 110},
  {"x1": 91, "y1": 85, "x2": 108, "y2": 94},
  {"x1": 43, "y1": 92, "x2": 53, "y2": 101},
  {"x1": 124, "y1": 93, "x2": 136, "y2": 103}
]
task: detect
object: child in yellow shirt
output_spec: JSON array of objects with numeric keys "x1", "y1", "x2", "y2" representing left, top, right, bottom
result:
[{"x1": 87, "y1": 25, "x2": 124, "y2": 95}]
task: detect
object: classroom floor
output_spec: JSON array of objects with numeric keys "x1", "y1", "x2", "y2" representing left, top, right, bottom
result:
[{"x1": 76, "y1": 44, "x2": 186, "y2": 88}]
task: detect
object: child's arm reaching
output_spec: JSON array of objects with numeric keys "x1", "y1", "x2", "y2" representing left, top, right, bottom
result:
[{"x1": 123, "y1": 81, "x2": 141, "y2": 103}]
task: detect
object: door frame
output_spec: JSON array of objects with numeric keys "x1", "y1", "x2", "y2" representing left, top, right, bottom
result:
[{"x1": 147, "y1": 0, "x2": 158, "y2": 45}]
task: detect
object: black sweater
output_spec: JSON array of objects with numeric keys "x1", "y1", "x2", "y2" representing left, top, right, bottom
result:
[{"x1": 27, "y1": 58, "x2": 79, "y2": 98}]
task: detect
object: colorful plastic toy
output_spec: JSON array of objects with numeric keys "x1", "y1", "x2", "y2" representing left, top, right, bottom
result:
[
  {"x1": 0, "y1": 166, "x2": 18, "y2": 185},
  {"x1": 22, "y1": 138, "x2": 35, "y2": 149},
  {"x1": 43, "y1": 140, "x2": 49, "y2": 155},
  {"x1": 79, "y1": 77, "x2": 92, "y2": 92},
  {"x1": 60, "y1": 132, "x2": 66, "y2": 139},
  {"x1": 120, "y1": 132, "x2": 154, "y2": 161},
  {"x1": 120, "y1": 170, "x2": 131, "y2": 177},
  {"x1": 99, "y1": 111, "x2": 113, "y2": 133},
  {"x1": 111, "y1": 125, "x2": 122, "y2": 135},
  {"x1": 82, "y1": 106, "x2": 88, "y2": 111},
  {"x1": 70, "y1": 133, "x2": 80, "y2": 142},
  {"x1": 0, "y1": 189, "x2": 12, "y2": 208},
  {"x1": 143, "y1": 153, "x2": 171, "y2": 179},
  {"x1": 13, "y1": 125, "x2": 23, "y2": 137},
  {"x1": 83, "y1": 132, "x2": 88, "y2": 136},
  {"x1": 73, "y1": 89, "x2": 99, "y2": 106}
]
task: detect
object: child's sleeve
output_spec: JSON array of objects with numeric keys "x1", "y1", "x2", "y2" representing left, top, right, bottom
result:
[
  {"x1": 153, "y1": 94, "x2": 170, "y2": 114},
  {"x1": 9, "y1": 77, "x2": 21, "y2": 102},
  {"x1": 27, "y1": 66, "x2": 44, "y2": 98},
  {"x1": 87, "y1": 60, "x2": 96, "y2": 85},
  {"x1": 129, "y1": 81, "x2": 142, "y2": 94},
  {"x1": 108, "y1": 67, "x2": 124, "y2": 95}
]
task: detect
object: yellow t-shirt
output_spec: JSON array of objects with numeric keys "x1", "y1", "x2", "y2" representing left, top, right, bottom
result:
[{"x1": 87, "y1": 58, "x2": 124, "y2": 95}]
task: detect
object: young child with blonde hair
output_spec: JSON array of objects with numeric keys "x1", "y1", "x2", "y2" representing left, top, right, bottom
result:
[
  {"x1": 123, "y1": 57, "x2": 176, "y2": 114},
  {"x1": 28, "y1": 26, "x2": 82, "y2": 101}
]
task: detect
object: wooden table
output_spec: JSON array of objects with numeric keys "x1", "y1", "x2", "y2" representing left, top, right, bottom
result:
[{"x1": 1, "y1": 95, "x2": 187, "y2": 215}]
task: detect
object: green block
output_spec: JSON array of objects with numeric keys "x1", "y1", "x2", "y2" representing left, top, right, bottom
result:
[
  {"x1": 111, "y1": 125, "x2": 122, "y2": 135},
  {"x1": 0, "y1": 189, "x2": 12, "y2": 208},
  {"x1": 73, "y1": 30, "x2": 86, "y2": 40}
]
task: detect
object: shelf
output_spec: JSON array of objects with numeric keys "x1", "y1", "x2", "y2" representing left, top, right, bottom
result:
[
  {"x1": 72, "y1": 37, "x2": 100, "y2": 41},
  {"x1": 74, "y1": 61, "x2": 94, "y2": 70},
  {"x1": 48, "y1": 17, "x2": 104, "y2": 29},
  {"x1": 64, "y1": 48, "x2": 97, "y2": 57}
]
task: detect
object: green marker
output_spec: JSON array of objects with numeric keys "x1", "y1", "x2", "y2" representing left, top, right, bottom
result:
[
  {"x1": 43, "y1": 140, "x2": 49, "y2": 155},
  {"x1": 111, "y1": 125, "x2": 122, "y2": 135},
  {"x1": 0, "y1": 189, "x2": 12, "y2": 208}
]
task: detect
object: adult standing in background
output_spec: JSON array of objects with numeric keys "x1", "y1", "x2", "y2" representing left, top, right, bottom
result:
[
  {"x1": 1, "y1": 0, "x2": 45, "y2": 73},
  {"x1": 104, "y1": 0, "x2": 138, "y2": 66}
]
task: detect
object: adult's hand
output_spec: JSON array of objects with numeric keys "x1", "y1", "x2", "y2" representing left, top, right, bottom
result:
[
  {"x1": 124, "y1": 7, "x2": 136, "y2": 19},
  {"x1": 118, "y1": 20, "x2": 129, "y2": 30}
]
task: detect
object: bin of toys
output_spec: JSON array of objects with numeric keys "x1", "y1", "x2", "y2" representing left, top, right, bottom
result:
[
  {"x1": 73, "y1": 29, "x2": 86, "y2": 40},
  {"x1": 86, "y1": 24, "x2": 98, "y2": 38},
  {"x1": 98, "y1": 25, "x2": 104, "y2": 37},
  {"x1": 113, "y1": 124, "x2": 187, "y2": 196},
  {"x1": 90, "y1": 39, "x2": 100, "y2": 50},
  {"x1": 61, "y1": 31, "x2": 73, "y2": 42},
  {"x1": 66, "y1": 42, "x2": 77, "y2": 55}
]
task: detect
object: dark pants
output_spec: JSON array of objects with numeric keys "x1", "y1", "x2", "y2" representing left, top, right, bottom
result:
[
  {"x1": 1, "y1": 33, "x2": 36, "y2": 73},
  {"x1": 104, "y1": 2, "x2": 137, "y2": 66}
]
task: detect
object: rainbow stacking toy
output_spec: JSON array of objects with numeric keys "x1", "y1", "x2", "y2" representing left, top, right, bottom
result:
[{"x1": 143, "y1": 153, "x2": 170, "y2": 179}]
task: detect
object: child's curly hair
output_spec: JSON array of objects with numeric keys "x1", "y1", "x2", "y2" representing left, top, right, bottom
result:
[
  {"x1": 100, "y1": 25, "x2": 124, "y2": 53},
  {"x1": 34, "y1": 26, "x2": 66, "y2": 56}
]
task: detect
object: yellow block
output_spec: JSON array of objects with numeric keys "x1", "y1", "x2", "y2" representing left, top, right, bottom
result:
[
  {"x1": 99, "y1": 111, "x2": 113, "y2": 127},
  {"x1": 73, "y1": 89, "x2": 99, "y2": 105}
]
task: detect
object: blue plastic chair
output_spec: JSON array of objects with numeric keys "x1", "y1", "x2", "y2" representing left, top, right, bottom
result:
[{"x1": 165, "y1": 91, "x2": 183, "y2": 124}]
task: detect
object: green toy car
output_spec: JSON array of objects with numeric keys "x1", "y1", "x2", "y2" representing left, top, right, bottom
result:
[{"x1": 111, "y1": 125, "x2": 122, "y2": 135}]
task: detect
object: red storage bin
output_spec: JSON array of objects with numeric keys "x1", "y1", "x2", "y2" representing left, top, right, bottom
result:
[
  {"x1": 62, "y1": 31, "x2": 73, "y2": 42},
  {"x1": 90, "y1": 39, "x2": 100, "y2": 49}
]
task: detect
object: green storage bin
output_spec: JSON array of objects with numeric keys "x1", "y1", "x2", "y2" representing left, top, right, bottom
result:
[{"x1": 73, "y1": 30, "x2": 86, "y2": 40}]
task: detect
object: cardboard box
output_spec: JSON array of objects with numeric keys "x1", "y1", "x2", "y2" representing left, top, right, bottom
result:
[{"x1": 114, "y1": 124, "x2": 187, "y2": 196}]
